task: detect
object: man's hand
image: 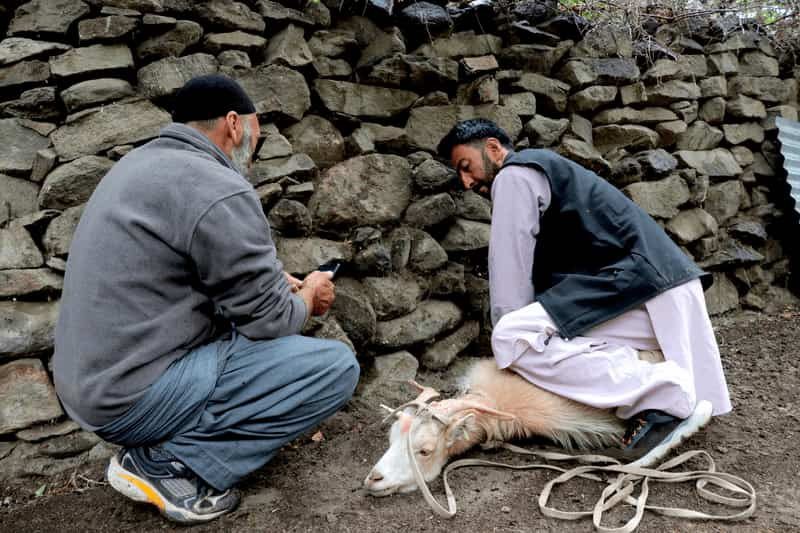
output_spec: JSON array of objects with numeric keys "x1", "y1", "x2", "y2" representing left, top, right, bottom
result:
[
  {"x1": 299, "y1": 270, "x2": 335, "y2": 316},
  {"x1": 284, "y1": 272, "x2": 302, "y2": 293}
]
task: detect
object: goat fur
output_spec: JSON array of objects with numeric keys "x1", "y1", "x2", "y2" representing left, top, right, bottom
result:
[{"x1": 439, "y1": 359, "x2": 626, "y2": 456}]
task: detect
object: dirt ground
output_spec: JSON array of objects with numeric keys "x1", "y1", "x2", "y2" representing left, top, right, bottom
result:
[{"x1": 1, "y1": 308, "x2": 799, "y2": 533}]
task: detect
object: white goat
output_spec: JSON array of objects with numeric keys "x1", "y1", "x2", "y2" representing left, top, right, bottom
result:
[{"x1": 364, "y1": 358, "x2": 638, "y2": 496}]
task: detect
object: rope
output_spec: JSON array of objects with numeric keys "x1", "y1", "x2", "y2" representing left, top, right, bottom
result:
[{"x1": 408, "y1": 436, "x2": 756, "y2": 532}]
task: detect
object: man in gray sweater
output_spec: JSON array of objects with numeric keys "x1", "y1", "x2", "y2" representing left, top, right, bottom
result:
[{"x1": 53, "y1": 75, "x2": 359, "y2": 524}]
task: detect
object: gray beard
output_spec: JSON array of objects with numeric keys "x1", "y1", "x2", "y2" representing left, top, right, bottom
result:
[{"x1": 230, "y1": 121, "x2": 253, "y2": 175}]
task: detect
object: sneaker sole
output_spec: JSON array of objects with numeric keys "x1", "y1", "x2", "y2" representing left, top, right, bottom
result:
[
  {"x1": 106, "y1": 454, "x2": 232, "y2": 524},
  {"x1": 626, "y1": 400, "x2": 713, "y2": 469}
]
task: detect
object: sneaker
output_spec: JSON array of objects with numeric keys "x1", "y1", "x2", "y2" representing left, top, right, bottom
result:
[
  {"x1": 106, "y1": 447, "x2": 240, "y2": 524},
  {"x1": 618, "y1": 400, "x2": 713, "y2": 468}
]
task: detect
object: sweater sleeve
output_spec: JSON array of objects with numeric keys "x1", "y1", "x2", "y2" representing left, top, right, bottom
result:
[
  {"x1": 188, "y1": 190, "x2": 308, "y2": 339},
  {"x1": 488, "y1": 165, "x2": 552, "y2": 326}
]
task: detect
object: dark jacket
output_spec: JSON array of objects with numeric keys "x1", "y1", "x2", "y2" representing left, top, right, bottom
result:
[{"x1": 500, "y1": 149, "x2": 710, "y2": 339}]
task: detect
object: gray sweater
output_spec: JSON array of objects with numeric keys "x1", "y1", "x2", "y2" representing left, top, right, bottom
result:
[{"x1": 53, "y1": 123, "x2": 308, "y2": 429}]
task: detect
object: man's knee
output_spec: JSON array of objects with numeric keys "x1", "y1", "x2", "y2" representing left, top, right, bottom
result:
[{"x1": 320, "y1": 339, "x2": 360, "y2": 398}]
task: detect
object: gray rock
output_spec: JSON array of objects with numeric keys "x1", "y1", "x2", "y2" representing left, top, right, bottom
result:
[
  {"x1": 218, "y1": 49, "x2": 251, "y2": 69},
  {"x1": 705, "y1": 180, "x2": 745, "y2": 224},
  {"x1": 138, "y1": 53, "x2": 218, "y2": 99},
  {"x1": 255, "y1": 182, "x2": 282, "y2": 208},
  {"x1": 557, "y1": 138, "x2": 610, "y2": 174},
  {"x1": 310, "y1": 155, "x2": 411, "y2": 229},
  {"x1": 440, "y1": 218, "x2": 491, "y2": 251},
  {"x1": 0, "y1": 119, "x2": 50, "y2": 176},
  {"x1": 699, "y1": 239, "x2": 763, "y2": 270},
  {"x1": 329, "y1": 278, "x2": 376, "y2": 347},
  {"x1": 569, "y1": 26, "x2": 632, "y2": 58},
  {"x1": 0, "y1": 224, "x2": 43, "y2": 270},
  {"x1": 0, "y1": 175, "x2": 39, "y2": 225},
  {"x1": 78, "y1": 16, "x2": 139, "y2": 44},
  {"x1": 558, "y1": 58, "x2": 640, "y2": 87},
  {"x1": 674, "y1": 149, "x2": 742, "y2": 177},
  {"x1": 645, "y1": 80, "x2": 701, "y2": 105},
  {"x1": 49, "y1": 44, "x2": 134, "y2": 80},
  {"x1": 315, "y1": 79, "x2": 418, "y2": 119},
  {"x1": 727, "y1": 95, "x2": 766, "y2": 119},
  {"x1": 592, "y1": 106, "x2": 677, "y2": 125},
  {"x1": 204, "y1": 31, "x2": 267, "y2": 56},
  {"x1": 722, "y1": 122, "x2": 764, "y2": 145},
  {"x1": 255, "y1": 123, "x2": 292, "y2": 161},
  {"x1": 398, "y1": 1, "x2": 452, "y2": 44},
  {"x1": 283, "y1": 115, "x2": 344, "y2": 169},
  {"x1": 16, "y1": 420, "x2": 79, "y2": 442},
  {"x1": 362, "y1": 275, "x2": 422, "y2": 320},
  {"x1": 700, "y1": 76, "x2": 727, "y2": 98},
  {"x1": 730, "y1": 146, "x2": 755, "y2": 167},
  {"x1": 454, "y1": 190, "x2": 491, "y2": 222},
  {"x1": 235, "y1": 64, "x2": 311, "y2": 122},
  {"x1": 8, "y1": 0, "x2": 90, "y2": 37},
  {"x1": 498, "y1": 42, "x2": 572, "y2": 74},
  {"x1": 0, "y1": 301, "x2": 59, "y2": 358},
  {"x1": 0, "y1": 359, "x2": 63, "y2": 435},
  {"x1": 707, "y1": 52, "x2": 739, "y2": 75},
  {"x1": 593, "y1": 124, "x2": 659, "y2": 155},
  {"x1": 729, "y1": 220, "x2": 768, "y2": 243},
  {"x1": 352, "y1": 242, "x2": 392, "y2": 277},
  {"x1": 739, "y1": 51, "x2": 779, "y2": 77},
  {"x1": 429, "y1": 261, "x2": 466, "y2": 297},
  {"x1": 312, "y1": 57, "x2": 351, "y2": 78},
  {"x1": 357, "y1": 26, "x2": 405, "y2": 71},
  {"x1": 83, "y1": 0, "x2": 166, "y2": 11},
  {"x1": 623, "y1": 175, "x2": 689, "y2": 219},
  {"x1": 274, "y1": 236, "x2": 351, "y2": 276},
  {"x1": 29, "y1": 149, "x2": 57, "y2": 183},
  {"x1": 366, "y1": 54, "x2": 458, "y2": 92},
  {"x1": 255, "y1": 0, "x2": 314, "y2": 26},
  {"x1": 38, "y1": 156, "x2": 114, "y2": 210},
  {"x1": 284, "y1": 182, "x2": 314, "y2": 201},
  {"x1": 676, "y1": 121, "x2": 724, "y2": 151},
  {"x1": 42, "y1": 205, "x2": 84, "y2": 258},
  {"x1": 374, "y1": 300, "x2": 462, "y2": 350},
  {"x1": 136, "y1": 20, "x2": 204, "y2": 62},
  {"x1": 0, "y1": 60, "x2": 50, "y2": 91},
  {"x1": 194, "y1": 0, "x2": 265, "y2": 33},
  {"x1": 665, "y1": 208, "x2": 718, "y2": 244},
  {"x1": 0, "y1": 269, "x2": 63, "y2": 298},
  {"x1": 568, "y1": 85, "x2": 617, "y2": 113},
  {"x1": 414, "y1": 31, "x2": 502, "y2": 58},
  {"x1": 698, "y1": 97, "x2": 726, "y2": 124},
  {"x1": 305, "y1": 315, "x2": 355, "y2": 355},
  {"x1": 407, "y1": 228, "x2": 448, "y2": 272},
  {"x1": 655, "y1": 120, "x2": 687, "y2": 146},
  {"x1": 142, "y1": 14, "x2": 178, "y2": 30},
  {"x1": 248, "y1": 154, "x2": 316, "y2": 187},
  {"x1": 404, "y1": 193, "x2": 455, "y2": 228},
  {"x1": 500, "y1": 92, "x2": 537, "y2": 118},
  {"x1": 421, "y1": 320, "x2": 479, "y2": 370},
  {"x1": 307, "y1": 29, "x2": 357, "y2": 58},
  {"x1": 52, "y1": 100, "x2": 171, "y2": 161},
  {"x1": 670, "y1": 99, "x2": 700, "y2": 123},
  {"x1": 37, "y1": 430, "x2": 101, "y2": 459},
  {"x1": 525, "y1": 115, "x2": 569, "y2": 147},
  {"x1": 456, "y1": 75, "x2": 498, "y2": 105},
  {"x1": 267, "y1": 199, "x2": 311, "y2": 237},
  {"x1": 346, "y1": 123, "x2": 406, "y2": 156},
  {"x1": 0, "y1": 38, "x2": 70, "y2": 66},
  {"x1": 641, "y1": 58, "x2": 682, "y2": 82},
  {"x1": 762, "y1": 105, "x2": 798, "y2": 131},
  {"x1": 728, "y1": 76, "x2": 789, "y2": 103},
  {"x1": 513, "y1": 72, "x2": 570, "y2": 112},
  {"x1": 266, "y1": 24, "x2": 313, "y2": 68},
  {"x1": 704, "y1": 272, "x2": 739, "y2": 315},
  {"x1": 303, "y1": 0, "x2": 330, "y2": 27},
  {"x1": 0, "y1": 87, "x2": 60, "y2": 121},
  {"x1": 413, "y1": 158, "x2": 455, "y2": 191},
  {"x1": 357, "y1": 351, "x2": 418, "y2": 406},
  {"x1": 405, "y1": 104, "x2": 522, "y2": 152},
  {"x1": 60, "y1": 78, "x2": 135, "y2": 113},
  {"x1": 635, "y1": 149, "x2": 678, "y2": 176}
]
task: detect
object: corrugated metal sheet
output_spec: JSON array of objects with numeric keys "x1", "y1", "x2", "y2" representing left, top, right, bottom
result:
[{"x1": 776, "y1": 117, "x2": 800, "y2": 218}]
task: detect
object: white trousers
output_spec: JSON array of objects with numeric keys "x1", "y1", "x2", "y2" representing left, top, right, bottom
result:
[{"x1": 491, "y1": 279, "x2": 732, "y2": 419}]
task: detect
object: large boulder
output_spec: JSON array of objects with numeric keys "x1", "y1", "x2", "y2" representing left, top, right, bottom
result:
[
  {"x1": 0, "y1": 38, "x2": 70, "y2": 66},
  {"x1": 49, "y1": 44, "x2": 134, "y2": 80},
  {"x1": 362, "y1": 275, "x2": 422, "y2": 320},
  {"x1": 0, "y1": 269, "x2": 63, "y2": 298},
  {"x1": 0, "y1": 119, "x2": 50, "y2": 176},
  {"x1": 623, "y1": 175, "x2": 689, "y2": 219},
  {"x1": 51, "y1": 100, "x2": 171, "y2": 161},
  {"x1": 314, "y1": 79, "x2": 418, "y2": 119},
  {"x1": 405, "y1": 104, "x2": 522, "y2": 152},
  {"x1": 274, "y1": 236, "x2": 352, "y2": 275},
  {"x1": 60, "y1": 78, "x2": 136, "y2": 113},
  {"x1": 0, "y1": 175, "x2": 39, "y2": 225},
  {"x1": 0, "y1": 225, "x2": 43, "y2": 270},
  {"x1": 282, "y1": 115, "x2": 345, "y2": 168},
  {"x1": 0, "y1": 301, "x2": 59, "y2": 358},
  {"x1": 38, "y1": 156, "x2": 115, "y2": 210},
  {"x1": 675, "y1": 149, "x2": 742, "y2": 177},
  {"x1": 0, "y1": 60, "x2": 50, "y2": 91},
  {"x1": 193, "y1": 0, "x2": 265, "y2": 33},
  {"x1": 414, "y1": 30, "x2": 502, "y2": 58},
  {"x1": 265, "y1": 24, "x2": 313, "y2": 68},
  {"x1": 309, "y1": 154, "x2": 412, "y2": 229},
  {"x1": 8, "y1": 0, "x2": 91, "y2": 37},
  {"x1": 137, "y1": 53, "x2": 218, "y2": 99},
  {"x1": 373, "y1": 300, "x2": 462, "y2": 350},
  {"x1": 136, "y1": 20, "x2": 204, "y2": 62},
  {"x1": 235, "y1": 64, "x2": 311, "y2": 122},
  {"x1": 0, "y1": 359, "x2": 64, "y2": 435}
]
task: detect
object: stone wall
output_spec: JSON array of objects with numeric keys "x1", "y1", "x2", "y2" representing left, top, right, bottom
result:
[{"x1": 1, "y1": 0, "x2": 798, "y2": 479}]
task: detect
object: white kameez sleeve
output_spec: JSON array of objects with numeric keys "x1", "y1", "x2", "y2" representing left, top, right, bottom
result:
[{"x1": 488, "y1": 165, "x2": 552, "y2": 326}]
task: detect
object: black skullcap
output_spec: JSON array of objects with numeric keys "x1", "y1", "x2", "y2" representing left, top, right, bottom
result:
[{"x1": 171, "y1": 74, "x2": 256, "y2": 123}]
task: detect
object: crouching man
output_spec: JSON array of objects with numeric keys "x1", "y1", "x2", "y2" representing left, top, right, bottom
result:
[
  {"x1": 53, "y1": 75, "x2": 359, "y2": 524},
  {"x1": 437, "y1": 119, "x2": 731, "y2": 466}
]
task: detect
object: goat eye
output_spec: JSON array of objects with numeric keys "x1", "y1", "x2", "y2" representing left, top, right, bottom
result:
[{"x1": 417, "y1": 448, "x2": 432, "y2": 457}]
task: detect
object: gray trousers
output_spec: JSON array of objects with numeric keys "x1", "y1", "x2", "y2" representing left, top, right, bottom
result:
[{"x1": 96, "y1": 332, "x2": 359, "y2": 490}]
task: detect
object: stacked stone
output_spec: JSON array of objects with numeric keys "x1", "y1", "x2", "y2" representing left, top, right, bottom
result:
[{"x1": 0, "y1": 0, "x2": 798, "y2": 479}]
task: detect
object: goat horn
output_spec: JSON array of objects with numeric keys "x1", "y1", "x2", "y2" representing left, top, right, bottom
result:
[
  {"x1": 407, "y1": 380, "x2": 441, "y2": 404},
  {"x1": 455, "y1": 400, "x2": 517, "y2": 421}
]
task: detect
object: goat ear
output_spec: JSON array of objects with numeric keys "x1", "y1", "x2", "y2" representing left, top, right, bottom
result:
[{"x1": 444, "y1": 412, "x2": 475, "y2": 449}]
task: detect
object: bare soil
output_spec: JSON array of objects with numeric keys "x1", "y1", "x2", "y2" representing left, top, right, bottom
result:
[{"x1": 2, "y1": 309, "x2": 799, "y2": 533}]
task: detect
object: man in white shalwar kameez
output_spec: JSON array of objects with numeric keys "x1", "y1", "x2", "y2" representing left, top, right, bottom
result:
[{"x1": 438, "y1": 119, "x2": 731, "y2": 466}]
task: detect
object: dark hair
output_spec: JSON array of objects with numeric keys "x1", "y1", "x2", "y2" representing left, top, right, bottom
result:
[{"x1": 436, "y1": 119, "x2": 513, "y2": 159}]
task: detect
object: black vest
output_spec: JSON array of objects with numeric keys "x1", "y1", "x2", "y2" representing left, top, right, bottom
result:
[{"x1": 499, "y1": 149, "x2": 710, "y2": 339}]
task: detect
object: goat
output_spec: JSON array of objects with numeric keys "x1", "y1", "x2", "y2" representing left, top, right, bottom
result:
[{"x1": 364, "y1": 357, "x2": 652, "y2": 496}]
